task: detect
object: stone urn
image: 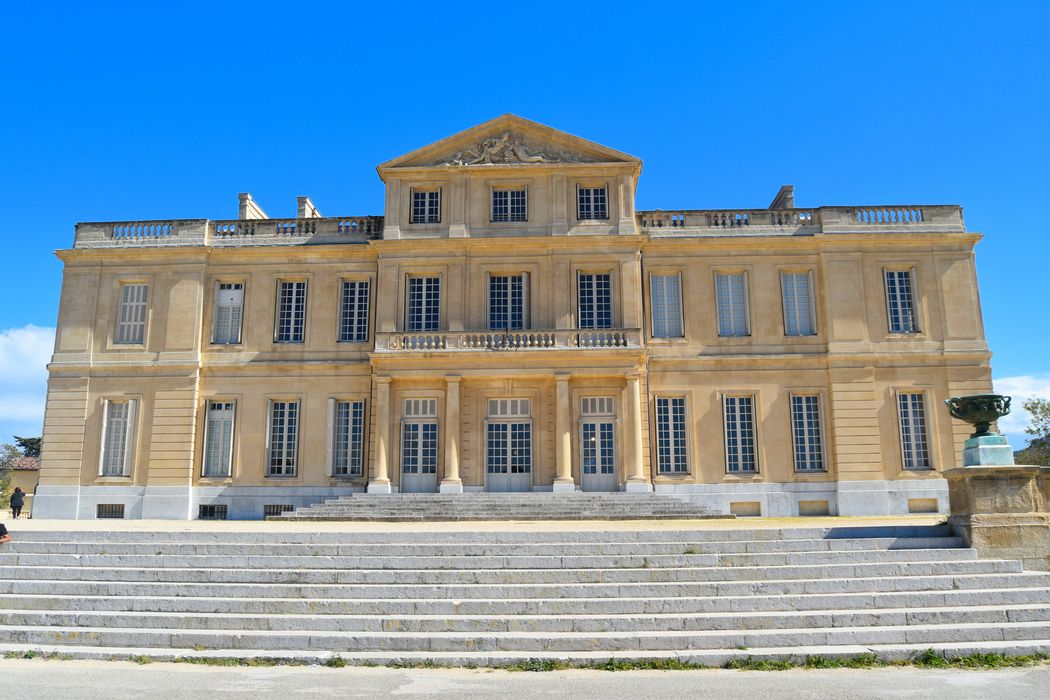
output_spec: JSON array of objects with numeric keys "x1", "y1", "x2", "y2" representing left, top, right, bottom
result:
[{"x1": 944, "y1": 394, "x2": 1014, "y2": 466}]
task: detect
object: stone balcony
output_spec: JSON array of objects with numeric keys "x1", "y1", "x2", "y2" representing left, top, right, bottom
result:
[
  {"x1": 72, "y1": 216, "x2": 384, "y2": 249},
  {"x1": 636, "y1": 205, "x2": 965, "y2": 236},
  {"x1": 375, "y1": 329, "x2": 643, "y2": 352}
]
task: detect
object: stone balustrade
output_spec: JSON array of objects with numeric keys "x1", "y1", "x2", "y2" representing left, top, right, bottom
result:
[
  {"x1": 73, "y1": 216, "x2": 384, "y2": 249},
  {"x1": 378, "y1": 329, "x2": 642, "y2": 352},
  {"x1": 637, "y1": 205, "x2": 964, "y2": 235}
]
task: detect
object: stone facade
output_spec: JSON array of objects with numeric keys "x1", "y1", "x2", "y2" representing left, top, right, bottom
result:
[{"x1": 33, "y1": 115, "x2": 993, "y2": 519}]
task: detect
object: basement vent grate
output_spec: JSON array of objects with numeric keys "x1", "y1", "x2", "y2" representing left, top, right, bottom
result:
[
  {"x1": 264, "y1": 504, "x2": 294, "y2": 517},
  {"x1": 96, "y1": 503, "x2": 125, "y2": 519},
  {"x1": 198, "y1": 504, "x2": 229, "y2": 520}
]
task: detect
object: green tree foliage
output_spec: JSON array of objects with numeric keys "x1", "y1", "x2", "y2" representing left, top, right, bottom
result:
[
  {"x1": 1015, "y1": 397, "x2": 1050, "y2": 466},
  {"x1": 13, "y1": 436, "x2": 40, "y2": 458},
  {"x1": 0, "y1": 443, "x2": 21, "y2": 509}
]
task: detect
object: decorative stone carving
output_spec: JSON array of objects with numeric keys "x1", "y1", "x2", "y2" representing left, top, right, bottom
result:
[{"x1": 429, "y1": 132, "x2": 596, "y2": 166}]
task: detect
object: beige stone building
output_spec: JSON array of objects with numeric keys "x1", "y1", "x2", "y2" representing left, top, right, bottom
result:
[{"x1": 33, "y1": 115, "x2": 992, "y2": 519}]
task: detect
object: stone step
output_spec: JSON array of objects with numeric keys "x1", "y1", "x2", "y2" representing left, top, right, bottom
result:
[
  {"x1": 2, "y1": 620, "x2": 1048, "y2": 652},
  {"x1": 0, "y1": 548, "x2": 977, "y2": 571},
  {"x1": 0, "y1": 537, "x2": 964, "y2": 557},
  {"x1": 3, "y1": 586, "x2": 1048, "y2": 615},
  {"x1": 3, "y1": 603, "x2": 1048, "y2": 634},
  {"x1": 0, "y1": 559, "x2": 1021, "y2": 585},
  {"x1": 10, "y1": 524, "x2": 955, "y2": 544}
]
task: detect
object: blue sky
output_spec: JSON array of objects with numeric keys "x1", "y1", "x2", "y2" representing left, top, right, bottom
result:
[{"x1": 0, "y1": 1, "x2": 1047, "y2": 448}]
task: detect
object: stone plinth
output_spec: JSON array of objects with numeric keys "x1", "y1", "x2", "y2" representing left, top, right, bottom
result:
[
  {"x1": 945, "y1": 465, "x2": 1050, "y2": 571},
  {"x1": 962, "y1": 434, "x2": 1015, "y2": 467}
]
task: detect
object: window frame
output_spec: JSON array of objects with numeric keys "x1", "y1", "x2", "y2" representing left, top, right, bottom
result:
[
  {"x1": 201, "y1": 399, "x2": 236, "y2": 478},
  {"x1": 211, "y1": 281, "x2": 245, "y2": 345},
  {"x1": 884, "y1": 267, "x2": 920, "y2": 334},
  {"x1": 328, "y1": 397, "x2": 366, "y2": 478},
  {"x1": 897, "y1": 390, "x2": 932, "y2": 471},
  {"x1": 715, "y1": 271, "x2": 751, "y2": 338},
  {"x1": 789, "y1": 393, "x2": 826, "y2": 473},
  {"x1": 488, "y1": 272, "x2": 530, "y2": 331},
  {"x1": 490, "y1": 186, "x2": 528, "y2": 223},
  {"x1": 780, "y1": 270, "x2": 817, "y2": 337},
  {"x1": 576, "y1": 184, "x2": 609, "y2": 221},
  {"x1": 723, "y1": 393, "x2": 759, "y2": 475},
  {"x1": 577, "y1": 271, "x2": 614, "y2": 330},
  {"x1": 649, "y1": 272, "x2": 685, "y2": 339},
  {"x1": 405, "y1": 275, "x2": 441, "y2": 332},
  {"x1": 338, "y1": 278, "x2": 371, "y2": 343},
  {"x1": 654, "y1": 395, "x2": 689, "y2": 475},
  {"x1": 410, "y1": 188, "x2": 442, "y2": 225},
  {"x1": 114, "y1": 281, "x2": 150, "y2": 345},
  {"x1": 98, "y1": 398, "x2": 137, "y2": 478},
  {"x1": 266, "y1": 398, "x2": 301, "y2": 478},
  {"x1": 273, "y1": 279, "x2": 308, "y2": 344}
]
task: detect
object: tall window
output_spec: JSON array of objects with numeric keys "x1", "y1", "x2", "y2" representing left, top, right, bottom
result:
[
  {"x1": 578, "y1": 273, "x2": 612, "y2": 329},
  {"x1": 650, "y1": 273, "x2": 683, "y2": 338},
  {"x1": 898, "y1": 392, "x2": 931, "y2": 470},
  {"x1": 268, "y1": 400, "x2": 299, "y2": 477},
  {"x1": 723, "y1": 395, "x2": 757, "y2": 473},
  {"x1": 781, "y1": 272, "x2": 816, "y2": 336},
  {"x1": 492, "y1": 189, "x2": 527, "y2": 222},
  {"x1": 115, "y1": 283, "x2": 149, "y2": 344},
  {"x1": 790, "y1": 395, "x2": 824, "y2": 472},
  {"x1": 411, "y1": 190, "x2": 441, "y2": 224},
  {"x1": 212, "y1": 283, "x2": 244, "y2": 344},
  {"x1": 885, "y1": 269, "x2": 919, "y2": 333},
  {"x1": 577, "y1": 186, "x2": 608, "y2": 220},
  {"x1": 489, "y1": 274, "x2": 528, "y2": 330},
  {"x1": 99, "y1": 399, "x2": 135, "y2": 476},
  {"x1": 655, "y1": 397, "x2": 688, "y2": 474},
  {"x1": 715, "y1": 273, "x2": 749, "y2": 337},
  {"x1": 406, "y1": 277, "x2": 440, "y2": 331},
  {"x1": 275, "y1": 280, "x2": 307, "y2": 343},
  {"x1": 202, "y1": 401, "x2": 235, "y2": 477},
  {"x1": 333, "y1": 400, "x2": 365, "y2": 477},
  {"x1": 339, "y1": 280, "x2": 370, "y2": 343}
]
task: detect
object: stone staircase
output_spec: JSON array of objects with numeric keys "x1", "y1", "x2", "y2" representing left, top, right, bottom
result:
[
  {"x1": 1, "y1": 524, "x2": 1050, "y2": 665},
  {"x1": 273, "y1": 492, "x2": 722, "y2": 521}
]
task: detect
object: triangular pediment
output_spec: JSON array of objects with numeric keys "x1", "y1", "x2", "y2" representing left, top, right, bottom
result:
[{"x1": 377, "y1": 114, "x2": 641, "y2": 174}]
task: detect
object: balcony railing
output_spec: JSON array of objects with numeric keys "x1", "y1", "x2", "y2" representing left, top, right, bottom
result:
[
  {"x1": 73, "y1": 216, "x2": 384, "y2": 249},
  {"x1": 637, "y1": 205, "x2": 964, "y2": 235},
  {"x1": 377, "y1": 329, "x2": 642, "y2": 352}
]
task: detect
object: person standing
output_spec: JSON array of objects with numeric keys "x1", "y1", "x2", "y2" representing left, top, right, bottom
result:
[{"x1": 10, "y1": 487, "x2": 24, "y2": 519}]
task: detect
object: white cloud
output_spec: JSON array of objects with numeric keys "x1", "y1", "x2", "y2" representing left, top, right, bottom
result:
[
  {"x1": 0, "y1": 325, "x2": 55, "y2": 434},
  {"x1": 992, "y1": 374, "x2": 1050, "y2": 448}
]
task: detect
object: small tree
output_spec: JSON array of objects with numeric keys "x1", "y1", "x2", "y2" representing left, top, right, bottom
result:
[
  {"x1": 1015, "y1": 397, "x2": 1050, "y2": 466},
  {"x1": 13, "y1": 436, "x2": 40, "y2": 458},
  {"x1": 0, "y1": 443, "x2": 21, "y2": 509}
]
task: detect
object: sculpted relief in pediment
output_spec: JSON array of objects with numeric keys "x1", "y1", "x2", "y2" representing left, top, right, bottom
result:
[{"x1": 427, "y1": 131, "x2": 600, "y2": 167}]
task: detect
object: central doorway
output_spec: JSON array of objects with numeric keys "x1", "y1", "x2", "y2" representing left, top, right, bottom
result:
[
  {"x1": 486, "y1": 398, "x2": 532, "y2": 492},
  {"x1": 401, "y1": 398, "x2": 438, "y2": 493},
  {"x1": 581, "y1": 396, "x2": 618, "y2": 492}
]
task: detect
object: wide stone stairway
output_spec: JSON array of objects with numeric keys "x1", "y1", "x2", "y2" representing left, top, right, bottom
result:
[
  {"x1": 1, "y1": 523, "x2": 1049, "y2": 665},
  {"x1": 274, "y1": 492, "x2": 722, "y2": 521}
]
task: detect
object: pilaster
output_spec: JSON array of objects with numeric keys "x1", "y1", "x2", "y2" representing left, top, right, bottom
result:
[{"x1": 368, "y1": 376, "x2": 393, "y2": 493}]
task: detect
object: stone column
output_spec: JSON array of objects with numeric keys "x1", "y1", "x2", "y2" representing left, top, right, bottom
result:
[
  {"x1": 625, "y1": 372, "x2": 652, "y2": 492},
  {"x1": 440, "y1": 376, "x2": 463, "y2": 493},
  {"x1": 368, "y1": 376, "x2": 393, "y2": 493},
  {"x1": 553, "y1": 374, "x2": 575, "y2": 493}
]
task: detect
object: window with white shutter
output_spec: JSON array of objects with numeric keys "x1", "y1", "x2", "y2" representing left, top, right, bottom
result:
[
  {"x1": 651, "y1": 274, "x2": 683, "y2": 338},
  {"x1": 202, "y1": 401, "x2": 235, "y2": 477},
  {"x1": 99, "y1": 399, "x2": 135, "y2": 476},
  {"x1": 715, "y1": 273, "x2": 749, "y2": 337},
  {"x1": 781, "y1": 272, "x2": 816, "y2": 336},
  {"x1": 212, "y1": 283, "x2": 244, "y2": 344},
  {"x1": 115, "y1": 283, "x2": 149, "y2": 344}
]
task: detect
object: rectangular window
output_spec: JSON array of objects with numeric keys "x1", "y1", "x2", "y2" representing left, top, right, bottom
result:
[
  {"x1": 781, "y1": 272, "x2": 816, "y2": 336},
  {"x1": 333, "y1": 400, "x2": 365, "y2": 477},
  {"x1": 275, "y1": 280, "x2": 307, "y2": 343},
  {"x1": 411, "y1": 189, "x2": 441, "y2": 224},
  {"x1": 99, "y1": 399, "x2": 135, "y2": 476},
  {"x1": 96, "y1": 504, "x2": 125, "y2": 519},
  {"x1": 268, "y1": 400, "x2": 300, "y2": 477},
  {"x1": 198, "y1": 504, "x2": 228, "y2": 520},
  {"x1": 655, "y1": 397, "x2": 688, "y2": 474},
  {"x1": 339, "y1": 280, "x2": 370, "y2": 343},
  {"x1": 202, "y1": 401, "x2": 235, "y2": 478},
  {"x1": 406, "y1": 276, "x2": 440, "y2": 331},
  {"x1": 211, "y1": 282, "x2": 244, "y2": 344},
  {"x1": 577, "y1": 186, "x2": 608, "y2": 220},
  {"x1": 716, "y1": 273, "x2": 750, "y2": 337},
  {"x1": 115, "y1": 283, "x2": 149, "y2": 344},
  {"x1": 489, "y1": 274, "x2": 528, "y2": 330},
  {"x1": 885, "y1": 269, "x2": 919, "y2": 333},
  {"x1": 492, "y1": 189, "x2": 527, "y2": 222},
  {"x1": 651, "y1": 274, "x2": 684, "y2": 338},
  {"x1": 898, "y1": 392, "x2": 931, "y2": 470},
  {"x1": 790, "y1": 395, "x2": 825, "y2": 472},
  {"x1": 724, "y1": 395, "x2": 757, "y2": 473},
  {"x1": 578, "y1": 273, "x2": 613, "y2": 329}
]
